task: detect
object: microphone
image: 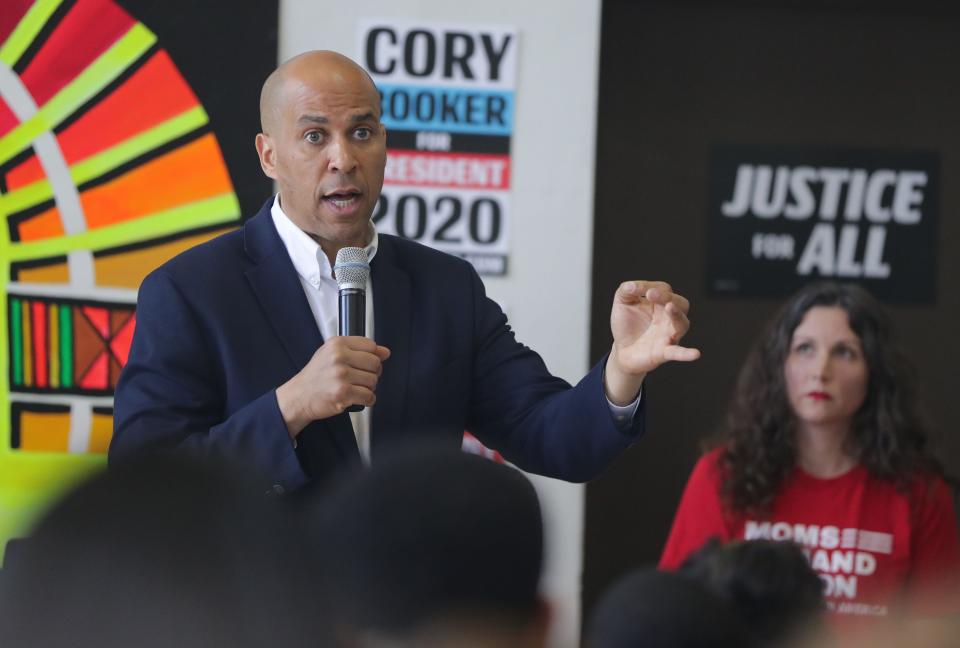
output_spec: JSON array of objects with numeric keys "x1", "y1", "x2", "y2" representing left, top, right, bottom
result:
[{"x1": 334, "y1": 247, "x2": 370, "y2": 413}]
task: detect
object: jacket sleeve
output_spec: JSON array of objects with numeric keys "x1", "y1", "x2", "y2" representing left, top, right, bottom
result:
[
  {"x1": 109, "y1": 269, "x2": 308, "y2": 491},
  {"x1": 464, "y1": 267, "x2": 644, "y2": 483},
  {"x1": 658, "y1": 450, "x2": 733, "y2": 570}
]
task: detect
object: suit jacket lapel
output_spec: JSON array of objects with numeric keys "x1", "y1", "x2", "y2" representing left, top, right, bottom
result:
[
  {"x1": 371, "y1": 235, "x2": 412, "y2": 454},
  {"x1": 242, "y1": 202, "x2": 361, "y2": 469}
]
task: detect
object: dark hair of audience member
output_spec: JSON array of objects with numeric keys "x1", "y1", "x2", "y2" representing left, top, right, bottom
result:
[
  {"x1": 0, "y1": 456, "x2": 327, "y2": 648},
  {"x1": 585, "y1": 567, "x2": 757, "y2": 648},
  {"x1": 679, "y1": 538, "x2": 826, "y2": 646},
  {"x1": 716, "y1": 281, "x2": 941, "y2": 514},
  {"x1": 303, "y1": 445, "x2": 547, "y2": 647}
]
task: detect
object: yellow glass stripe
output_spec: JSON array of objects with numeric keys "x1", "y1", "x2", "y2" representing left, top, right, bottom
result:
[
  {"x1": 88, "y1": 413, "x2": 113, "y2": 453},
  {"x1": 48, "y1": 303, "x2": 59, "y2": 388},
  {"x1": 21, "y1": 300, "x2": 32, "y2": 386},
  {"x1": 20, "y1": 411, "x2": 69, "y2": 452},
  {"x1": 0, "y1": 106, "x2": 209, "y2": 214},
  {"x1": 0, "y1": 0, "x2": 64, "y2": 67},
  {"x1": 8, "y1": 192, "x2": 241, "y2": 262},
  {"x1": 0, "y1": 23, "x2": 157, "y2": 166}
]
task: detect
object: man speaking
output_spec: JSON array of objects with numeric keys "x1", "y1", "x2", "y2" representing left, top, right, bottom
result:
[{"x1": 110, "y1": 51, "x2": 699, "y2": 492}]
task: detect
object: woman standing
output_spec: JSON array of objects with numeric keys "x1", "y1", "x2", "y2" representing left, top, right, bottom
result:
[{"x1": 659, "y1": 282, "x2": 959, "y2": 625}]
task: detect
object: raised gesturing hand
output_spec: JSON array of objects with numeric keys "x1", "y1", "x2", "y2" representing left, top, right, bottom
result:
[{"x1": 605, "y1": 281, "x2": 700, "y2": 405}]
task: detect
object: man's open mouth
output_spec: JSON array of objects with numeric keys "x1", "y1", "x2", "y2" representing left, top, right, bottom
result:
[{"x1": 323, "y1": 190, "x2": 361, "y2": 209}]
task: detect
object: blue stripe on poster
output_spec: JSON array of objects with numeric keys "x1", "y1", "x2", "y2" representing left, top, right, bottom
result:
[{"x1": 377, "y1": 84, "x2": 514, "y2": 136}]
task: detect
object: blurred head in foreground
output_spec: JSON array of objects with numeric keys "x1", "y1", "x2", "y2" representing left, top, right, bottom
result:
[
  {"x1": 679, "y1": 539, "x2": 826, "y2": 646},
  {"x1": 0, "y1": 456, "x2": 324, "y2": 648},
  {"x1": 586, "y1": 567, "x2": 756, "y2": 648},
  {"x1": 305, "y1": 446, "x2": 548, "y2": 648}
]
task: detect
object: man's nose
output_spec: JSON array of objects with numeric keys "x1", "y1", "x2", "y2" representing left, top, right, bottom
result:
[{"x1": 328, "y1": 136, "x2": 358, "y2": 173}]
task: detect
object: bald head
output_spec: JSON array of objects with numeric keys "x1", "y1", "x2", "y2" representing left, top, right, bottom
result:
[{"x1": 259, "y1": 50, "x2": 381, "y2": 135}]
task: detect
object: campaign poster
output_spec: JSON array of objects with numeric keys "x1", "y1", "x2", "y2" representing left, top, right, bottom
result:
[
  {"x1": 358, "y1": 20, "x2": 516, "y2": 276},
  {"x1": 706, "y1": 146, "x2": 939, "y2": 303}
]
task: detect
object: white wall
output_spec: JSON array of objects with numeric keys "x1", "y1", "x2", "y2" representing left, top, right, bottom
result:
[{"x1": 279, "y1": 2, "x2": 604, "y2": 645}]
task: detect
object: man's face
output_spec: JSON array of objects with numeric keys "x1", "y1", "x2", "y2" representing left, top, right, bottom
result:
[{"x1": 257, "y1": 66, "x2": 386, "y2": 250}]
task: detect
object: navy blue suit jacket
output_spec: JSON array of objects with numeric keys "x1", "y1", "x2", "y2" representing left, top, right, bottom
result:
[{"x1": 111, "y1": 200, "x2": 642, "y2": 490}]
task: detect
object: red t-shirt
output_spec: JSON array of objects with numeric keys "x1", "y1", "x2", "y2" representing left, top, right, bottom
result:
[{"x1": 659, "y1": 448, "x2": 960, "y2": 624}]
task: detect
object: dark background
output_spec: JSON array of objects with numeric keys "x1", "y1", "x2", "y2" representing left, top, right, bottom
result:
[{"x1": 584, "y1": 0, "x2": 960, "y2": 618}]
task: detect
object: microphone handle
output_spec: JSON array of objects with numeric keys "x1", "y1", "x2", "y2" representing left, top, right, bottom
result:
[{"x1": 338, "y1": 288, "x2": 366, "y2": 413}]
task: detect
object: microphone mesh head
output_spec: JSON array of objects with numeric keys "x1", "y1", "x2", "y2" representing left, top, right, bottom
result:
[{"x1": 334, "y1": 247, "x2": 370, "y2": 290}]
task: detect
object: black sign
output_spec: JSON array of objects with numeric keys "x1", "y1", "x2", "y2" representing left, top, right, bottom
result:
[{"x1": 706, "y1": 146, "x2": 939, "y2": 303}]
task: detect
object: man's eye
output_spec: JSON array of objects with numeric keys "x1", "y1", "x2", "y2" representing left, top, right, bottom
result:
[
  {"x1": 305, "y1": 131, "x2": 322, "y2": 143},
  {"x1": 354, "y1": 127, "x2": 372, "y2": 140}
]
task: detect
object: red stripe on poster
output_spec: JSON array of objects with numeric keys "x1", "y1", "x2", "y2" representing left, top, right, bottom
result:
[
  {"x1": 31, "y1": 300, "x2": 48, "y2": 388},
  {"x1": 385, "y1": 150, "x2": 511, "y2": 190}
]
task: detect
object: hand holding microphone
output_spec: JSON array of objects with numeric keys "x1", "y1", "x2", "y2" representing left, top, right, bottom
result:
[{"x1": 275, "y1": 248, "x2": 390, "y2": 438}]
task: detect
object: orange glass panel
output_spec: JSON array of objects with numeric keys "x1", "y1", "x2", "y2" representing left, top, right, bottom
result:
[
  {"x1": 20, "y1": 411, "x2": 71, "y2": 453},
  {"x1": 88, "y1": 412, "x2": 113, "y2": 454},
  {"x1": 73, "y1": 309, "x2": 102, "y2": 383},
  {"x1": 16, "y1": 261, "x2": 71, "y2": 284},
  {"x1": 80, "y1": 133, "x2": 232, "y2": 230},
  {"x1": 93, "y1": 226, "x2": 234, "y2": 288},
  {"x1": 18, "y1": 206, "x2": 66, "y2": 242}
]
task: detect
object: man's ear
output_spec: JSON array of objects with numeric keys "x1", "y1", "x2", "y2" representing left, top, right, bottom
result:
[{"x1": 255, "y1": 133, "x2": 278, "y2": 179}]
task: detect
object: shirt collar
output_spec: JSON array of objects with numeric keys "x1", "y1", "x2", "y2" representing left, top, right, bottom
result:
[{"x1": 270, "y1": 195, "x2": 378, "y2": 285}]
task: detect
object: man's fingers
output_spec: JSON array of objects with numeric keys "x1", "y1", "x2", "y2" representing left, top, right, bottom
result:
[
  {"x1": 335, "y1": 386, "x2": 376, "y2": 412},
  {"x1": 663, "y1": 345, "x2": 701, "y2": 363},
  {"x1": 618, "y1": 281, "x2": 690, "y2": 312},
  {"x1": 345, "y1": 366, "x2": 380, "y2": 390},
  {"x1": 669, "y1": 293, "x2": 690, "y2": 314},
  {"x1": 339, "y1": 335, "x2": 380, "y2": 352},
  {"x1": 340, "y1": 349, "x2": 384, "y2": 375},
  {"x1": 331, "y1": 337, "x2": 391, "y2": 364},
  {"x1": 351, "y1": 385, "x2": 376, "y2": 407},
  {"x1": 646, "y1": 287, "x2": 690, "y2": 315},
  {"x1": 617, "y1": 280, "x2": 673, "y2": 304},
  {"x1": 664, "y1": 302, "x2": 691, "y2": 339}
]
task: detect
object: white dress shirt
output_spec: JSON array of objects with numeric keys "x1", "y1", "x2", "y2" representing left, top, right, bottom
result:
[{"x1": 271, "y1": 196, "x2": 377, "y2": 462}]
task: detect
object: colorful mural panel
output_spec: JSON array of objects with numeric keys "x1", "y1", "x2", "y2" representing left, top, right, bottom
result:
[{"x1": 0, "y1": 0, "x2": 275, "y2": 559}]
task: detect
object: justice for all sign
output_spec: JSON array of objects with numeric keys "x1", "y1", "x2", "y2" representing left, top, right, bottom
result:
[
  {"x1": 358, "y1": 20, "x2": 516, "y2": 276},
  {"x1": 706, "y1": 146, "x2": 939, "y2": 303}
]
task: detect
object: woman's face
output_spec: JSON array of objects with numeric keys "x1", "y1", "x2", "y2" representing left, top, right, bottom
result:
[{"x1": 784, "y1": 306, "x2": 869, "y2": 433}]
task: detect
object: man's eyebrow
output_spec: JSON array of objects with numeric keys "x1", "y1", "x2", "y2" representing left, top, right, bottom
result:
[
  {"x1": 295, "y1": 112, "x2": 379, "y2": 125},
  {"x1": 297, "y1": 114, "x2": 329, "y2": 125}
]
